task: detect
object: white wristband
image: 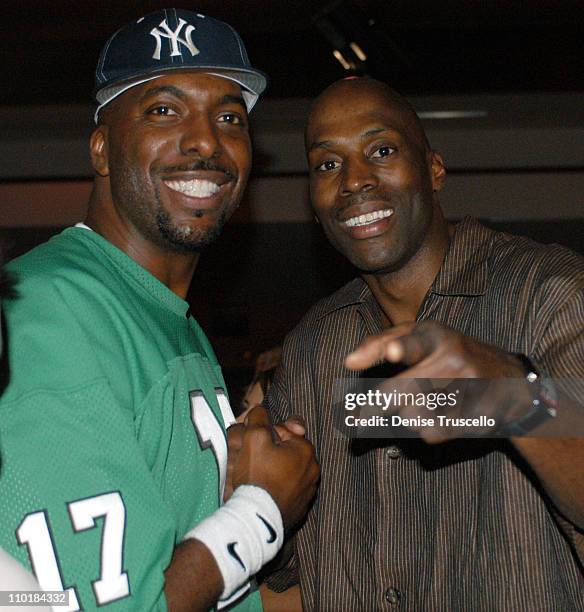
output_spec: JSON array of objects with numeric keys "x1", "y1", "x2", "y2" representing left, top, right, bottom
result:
[{"x1": 184, "y1": 485, "x2": 284, "y2": 601}]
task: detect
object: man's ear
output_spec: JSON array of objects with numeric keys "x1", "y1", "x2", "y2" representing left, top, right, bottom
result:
[
  {"x1": 90, "y1": 126, "x2": 110, "y2": 177},
  {"x1": 429, "y1": 151, "x2": 446, "y2": 192}
]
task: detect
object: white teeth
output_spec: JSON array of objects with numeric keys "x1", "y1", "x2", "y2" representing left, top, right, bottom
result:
[
  {"x1": 164, "y1": 179, "x2": 220, "y2": 198},
  {"x1": 344, "y1": 209, "x2": 393, "y2": 227}
]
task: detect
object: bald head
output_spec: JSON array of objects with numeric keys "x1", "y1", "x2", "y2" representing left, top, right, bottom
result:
[{"x1": 306, "y1": 78, "x2": 430, "y2": 156}]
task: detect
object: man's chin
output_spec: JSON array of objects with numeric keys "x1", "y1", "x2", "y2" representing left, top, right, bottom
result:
[
  {"x1": 158, "y1": 220, "x2": 226, "y2": 253},
  {"x1": 350, "y1": 253, "x2": 402, "y2": 275}
]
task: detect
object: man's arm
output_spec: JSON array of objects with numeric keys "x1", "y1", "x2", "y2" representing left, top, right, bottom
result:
[
  {"x1": 165, "y1": 539, "x2": 223, "y2": 612},
  {"x1": 346, "y1": 320, "x2": 584, "y2": 530},
  {"x1": 164, "y1": 406, "x2": 319, "y2": 611},
  {"x1": 511, "y1": 291, "x2": 584, "y2": 528},
  {"x1": 167, "y1": 542, "x2": 305, "y2": 612}
]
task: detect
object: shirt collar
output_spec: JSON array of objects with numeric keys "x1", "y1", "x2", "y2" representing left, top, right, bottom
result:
[
  {"x1": 317, "y1": 216, "x2": 494, "y2": 320},
  {"x1": 315, "y1": 277, "x2": 369, "y2": 320}
]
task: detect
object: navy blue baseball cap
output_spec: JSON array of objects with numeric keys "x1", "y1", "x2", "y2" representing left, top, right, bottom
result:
[{"x1": 93, "y1": 8, "x2": 268, "y2": 121}]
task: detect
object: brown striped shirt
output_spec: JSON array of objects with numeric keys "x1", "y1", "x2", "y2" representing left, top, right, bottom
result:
[{"x1": 266, "y1": 217, "x2": 584, "y2": 611}]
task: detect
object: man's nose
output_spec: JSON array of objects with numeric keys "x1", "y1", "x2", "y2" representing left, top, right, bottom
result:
[
  {"x1": 179, "y1": 116, "x2": 221, "y2": 159},
  {"x1": 340, "y1": 157, "x2": 378, "y2": 195}
]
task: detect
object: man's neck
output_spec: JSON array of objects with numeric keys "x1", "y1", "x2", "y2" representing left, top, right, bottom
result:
[
  {"x1": 363, "y1": 211, "x2": 452, "y2": 326},
  {"x1": 86, "y1": 192, "x2": 199, "y2": 300}
]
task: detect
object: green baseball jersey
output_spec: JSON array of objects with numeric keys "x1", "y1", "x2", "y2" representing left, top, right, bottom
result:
[{"x1": 0, "y1": 228, "x2": 262, "y2": 611}]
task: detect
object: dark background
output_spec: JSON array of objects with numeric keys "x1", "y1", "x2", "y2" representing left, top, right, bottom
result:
[
  {"x1": 3, "y1": 0, "x2": 584, "y2": 104},
  {"x1": 2, "y1": 1, "x2": 583, "y2": 406}
]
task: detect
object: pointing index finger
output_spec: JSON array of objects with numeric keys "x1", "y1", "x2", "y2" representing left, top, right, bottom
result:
[
  {"x1": 391, "y1": 328, "x2": 439, "y2": 367},
  {"x1": 345, "y1": 323, "x2": 416, "y2": 370}
]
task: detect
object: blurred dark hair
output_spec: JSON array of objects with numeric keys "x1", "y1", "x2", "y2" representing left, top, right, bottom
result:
[
  {"x1": 0, "y1": 253, "x2": 16, "y2": 300},
  {"x1": 240, "y1": 347, "x2": 282, "y2": 414}
]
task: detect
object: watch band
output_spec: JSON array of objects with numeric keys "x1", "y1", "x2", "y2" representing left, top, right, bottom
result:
[{"x1": 498, "y1": 353, "x2": 558, "y2": 437}]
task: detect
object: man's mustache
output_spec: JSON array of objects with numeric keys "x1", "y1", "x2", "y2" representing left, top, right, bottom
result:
[
  {"x1": 337, "y1": 191, "x2": 393, "y2": 213},
  {"x1": 157, "y1": 160, "x2": 235, "y2": 178}
]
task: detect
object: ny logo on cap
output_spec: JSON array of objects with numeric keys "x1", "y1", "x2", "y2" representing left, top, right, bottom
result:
[{"x1": 150, "y1": 18, "x2": 200, "y2": 60}]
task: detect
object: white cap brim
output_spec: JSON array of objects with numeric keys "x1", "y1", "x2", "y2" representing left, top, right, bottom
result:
[{"x1": 94, "y1": 70, "x2": 260, "y2": 124}]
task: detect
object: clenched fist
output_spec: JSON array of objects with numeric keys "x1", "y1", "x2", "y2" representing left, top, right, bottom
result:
[{"x1": 226, "y1": 406, "x2": 320, "y2": 529}]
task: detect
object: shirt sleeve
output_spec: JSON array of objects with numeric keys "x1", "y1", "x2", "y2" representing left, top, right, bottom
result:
[
  {"x1": 533, "y1": 282, "x2": 584, "y2": 382},
  {"x1": 531, "y1": 272, "x2": 584, "y2": 564},
  {"x1": 529, "y1": 269, "x2": 584, "y2": 431}
]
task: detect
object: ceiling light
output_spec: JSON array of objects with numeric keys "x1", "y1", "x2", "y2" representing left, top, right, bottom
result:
[
  {"x1": 349, "y1": 42, "x2": 367, "y2": 61},
  {"x1": 418, "y1": 110, "x2": 488, "y2": 119},
  {"x1": 333, "y1": 49, "x2": 352, "y2": 70}
]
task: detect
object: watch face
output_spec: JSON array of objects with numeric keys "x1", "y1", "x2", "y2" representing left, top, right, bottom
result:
[
  {"x1": 500, "y1": 354, "x2": 558, "y2": 437},
  {"x1": 500, "y1": 395, "x2": 556, "y2": 437}
]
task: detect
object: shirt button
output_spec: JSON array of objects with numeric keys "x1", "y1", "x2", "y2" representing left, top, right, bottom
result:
[
  {"x1": 385, "y1": 587, "x2": 401, "y2": 605},
  {"x1": 385, "y1": 445, "x2": 401, "y2": 459}
]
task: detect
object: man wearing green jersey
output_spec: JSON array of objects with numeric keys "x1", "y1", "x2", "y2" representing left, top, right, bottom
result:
[{"x1": 0, "y1": 9, "x2": 319, "y2": 611}]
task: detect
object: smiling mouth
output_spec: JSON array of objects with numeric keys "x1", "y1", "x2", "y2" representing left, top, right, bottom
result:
[
  {"x1": 163, "y1": 179, "x2": 221, "y2": 198},
  {"x1": 344, "y1": 209, "x2": 394, "y2": 227}
]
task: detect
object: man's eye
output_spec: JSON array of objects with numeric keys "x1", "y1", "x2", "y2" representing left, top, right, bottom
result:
[
  {"x1": 371, "y1": 145, "x2": 395, "y2": 158},
  {"x1": 315, "y1": 160, "x2": 341, "y2": 172},
  {"x1": 218, "y1": 113, "x2": 243, "y2": 125},
  {"x1": 149, "y1": 105, "x2": 177, "y2": 116}
]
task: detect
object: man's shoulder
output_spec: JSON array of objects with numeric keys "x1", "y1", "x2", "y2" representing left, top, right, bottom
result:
[
  {"x1": 491, "y1": 225, "x2": 583, "y2": 265},
  {"x1": 7, "y1": 228, "x2": 141, "y2": 316},
  {"x1": 455, "y1": 217, "x2": 583, "y2": 274},
  {"x1": 9, "y1": 228, "x2": 108, "y2": 285},
  {"x1": 2, "y1": 230, "x2": 135, "y2": 400},
  {"x1": 488, "y1": 226, "x2": 584, "y2": 291}
]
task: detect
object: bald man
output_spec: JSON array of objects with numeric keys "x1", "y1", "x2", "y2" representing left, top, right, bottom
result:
[{"x1": 264, "y1": 78, "x2": 584, "y2": 610}]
